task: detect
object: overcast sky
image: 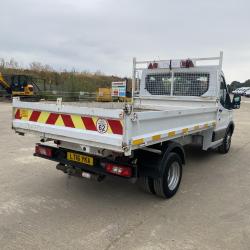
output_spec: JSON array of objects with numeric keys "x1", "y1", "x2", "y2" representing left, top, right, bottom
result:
[{"x1": 1, "y1": 0, "x2": 250, "y2": 83}]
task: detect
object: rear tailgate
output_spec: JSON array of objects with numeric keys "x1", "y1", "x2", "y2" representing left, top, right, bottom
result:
[{"x1": 12, "y1": 98, "x2": 125, "y2": 152}]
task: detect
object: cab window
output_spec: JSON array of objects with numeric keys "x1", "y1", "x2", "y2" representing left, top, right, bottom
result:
[
  {"x1": 11, "y1": 76, "x2": 21, "y2": 91},
  {"x1": 19, "y1": 75, "x2": 28, "y2": 87},
  {"x1": 220, "y1": 76, "x2": 231, "y2": 109}
]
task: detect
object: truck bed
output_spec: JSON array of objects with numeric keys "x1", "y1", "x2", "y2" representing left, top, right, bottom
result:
[{"x1": 12, "y1": 98, "x2": 218, "y2": 155}]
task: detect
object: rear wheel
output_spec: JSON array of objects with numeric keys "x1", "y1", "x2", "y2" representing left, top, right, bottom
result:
[
  {"x1": 153, "y1": 153, "x2": 182, "y2": 198},
  {"x1": 218, "y1": 130, "x2": 232, "y2": 154}
]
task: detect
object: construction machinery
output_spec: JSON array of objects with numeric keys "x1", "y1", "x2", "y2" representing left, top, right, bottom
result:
[
  {"x1": 96, "y1": 78, "x2": 132, "y2": 102},
  {"x1": 0, "y1": 73, "x2": 41, "y2": 100},
  {"x1": 96, "y1": 88, "x2": 112, "y2": 102}
]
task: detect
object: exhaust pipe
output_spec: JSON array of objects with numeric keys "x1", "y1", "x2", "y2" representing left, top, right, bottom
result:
[{"x1": 56, "y1": 164, "x2": 105, "y2": 182}]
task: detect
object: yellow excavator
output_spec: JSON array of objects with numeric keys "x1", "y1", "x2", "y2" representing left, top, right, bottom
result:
[{"x1": 0, "y1": 73, "x2": 40, "y2": 100}]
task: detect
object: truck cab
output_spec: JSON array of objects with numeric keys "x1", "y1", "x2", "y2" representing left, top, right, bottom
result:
[{"x1": 134, "y1": 53, "x2": 240, "y2": 153}]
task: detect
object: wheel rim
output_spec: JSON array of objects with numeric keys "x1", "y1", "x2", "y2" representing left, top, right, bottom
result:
[
  {"x1": 226, "y1": 133, "x2": 232, "y2": 150},
  {"x1": 167, "y1": 161, "x2": 181, "y2": 191}
]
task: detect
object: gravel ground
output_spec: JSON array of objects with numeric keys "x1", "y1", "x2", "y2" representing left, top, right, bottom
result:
[{"x1": 0, "y1": 100, "x2": 250, "y2": 250}]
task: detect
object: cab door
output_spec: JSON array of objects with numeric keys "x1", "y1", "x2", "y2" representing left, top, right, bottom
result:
[{"x1": 216, "y1": 75, "x2": 233, "y2": 133}]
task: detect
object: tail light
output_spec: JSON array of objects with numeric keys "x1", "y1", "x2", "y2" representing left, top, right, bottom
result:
[
  {"x1": 148, "y1": 63, "x2": 153, "y2": 69},
  {"x1": 148, "y1": 62, "x2": 158, "y2": 69},
  {"x1": 180, "y1": 59, "x2": 194, "y2": 68},
  {"x1": 105, "y1": 163, "x2": 132, "y2": 177},
  {"x1": 35, "y1": 145, "x2": 53, "y2": 157}
]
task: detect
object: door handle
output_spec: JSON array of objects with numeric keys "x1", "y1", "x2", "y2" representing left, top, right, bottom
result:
[{"x1": 219, "y1": 109, "x2": 223, "y2": 113}]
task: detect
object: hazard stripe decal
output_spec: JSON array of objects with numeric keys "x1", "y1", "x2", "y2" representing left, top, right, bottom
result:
[
  {"x1": 15, "y1": 109, "x2": 21, "y2": 119},
  {"x1": 108, "y1": 119, "x2": 123, "y2": 135},
  {"x1": 81, "y1": 117, "x2": 96, "y2": 131},
  {"x1": 61, "y1": 114, "x2": 75, "y2": 128},
  {"x1": 14, "y1": 109, "x2": 123, "y2": 135},
  {"x1": 29, "y1": 111, "x2": 41, "y2": 122},
  {"x1": 46, "y1": 113, "x2": 59, "y2": 125}
]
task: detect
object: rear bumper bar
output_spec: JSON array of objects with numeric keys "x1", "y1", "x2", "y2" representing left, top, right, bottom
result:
[{"x1": 34, "y1": 144, "x2": 136, "y2": 179}]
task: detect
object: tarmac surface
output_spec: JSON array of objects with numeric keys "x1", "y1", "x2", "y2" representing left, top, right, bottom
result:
[{"x1": 0, "y1": 100, "x2": 250, "y2": 250}]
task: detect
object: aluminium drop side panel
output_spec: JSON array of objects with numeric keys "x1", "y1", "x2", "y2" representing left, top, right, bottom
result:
[
  {"x1": 13, "y1": 121, "x2": 124, "y2": 151},
  {"x1": 134, "y1": 96, "x2": 218, "y2": 110},
  {"x1": 128, "y1": 107, "x2": 218, "y2": 149},
  {"x1": 12, "y1": 99, "x2": 124, "y2": 118},
  {"x1": 12, "y1": 99, "x2": 125, "y2": 153}
]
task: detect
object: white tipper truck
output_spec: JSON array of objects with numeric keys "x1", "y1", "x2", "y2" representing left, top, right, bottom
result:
[{"x1": 12, "y1": 52, "x2": 241, "y2": 198}]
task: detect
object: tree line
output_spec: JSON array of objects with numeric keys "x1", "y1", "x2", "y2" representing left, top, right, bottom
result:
[
  {"x1": 0, "y1": 58, "x2": 123, "y2": 93},
  {"x1": 0, "y1": 58, "x2": 249, "y2": 94}
]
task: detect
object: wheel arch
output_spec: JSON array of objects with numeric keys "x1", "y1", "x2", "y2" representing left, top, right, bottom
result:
[
  {"x1": 163, "y1": 141, "x2": 186, "y2": 165},
  {"x1": 135, "y1": 141, "x2": 185, "y2": 179},
  {"x1": 228, "y1": 121, "x2": 235, "y2": 134}
]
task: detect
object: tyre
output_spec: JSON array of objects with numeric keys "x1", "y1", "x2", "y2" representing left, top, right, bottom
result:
[
  {"x1": 138, "y1": 176, "x2": 155, "y2": 194},
  {"x1": 153, "y1": 152, "x2": 182, "y2": 198},
  {"x1": 218, "y1": 129, "x2": 232, "y2": 154}
]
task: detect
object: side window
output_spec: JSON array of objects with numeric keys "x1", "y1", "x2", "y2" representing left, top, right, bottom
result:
[
  {"x1": 19, "y1": 75, "x2": 27, "y2": 87},
  {"x1": 220, "y1": 76, "x2": 231, "y2": 109},
  {"x1": 11, "y1": 76, "x2": 20, "y2": 91}
]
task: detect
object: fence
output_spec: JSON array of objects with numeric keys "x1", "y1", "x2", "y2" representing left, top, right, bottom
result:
[{"x1": 38, "y1": 90, "x2": 96, "y2": 102}]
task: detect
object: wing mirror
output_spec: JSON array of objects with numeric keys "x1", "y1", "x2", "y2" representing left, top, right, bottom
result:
[{"x1": 232, "y1": 94, "x2": 241, "y2": 109}]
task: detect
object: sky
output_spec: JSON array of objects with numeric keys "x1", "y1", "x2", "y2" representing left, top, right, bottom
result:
[{"x1": 1, "y1": 0, "x2": 250, "y2": 83}]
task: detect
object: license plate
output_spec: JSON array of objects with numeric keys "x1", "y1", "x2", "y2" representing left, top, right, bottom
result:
[{"x1": 67, "y1": 152, "x2": 94, "y2": 166}]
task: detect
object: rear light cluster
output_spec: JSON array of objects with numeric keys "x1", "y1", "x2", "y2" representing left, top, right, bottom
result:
[
  {"x1": 148, "y1": 62, "x2": 158, "y2": 69},
  {"x1": 180, "y1": 59, "x2": 194, "y2": 68},
  {"x1": 105, "y1": 163, "x2": 132, "y2": 177},
  {"x1": 35, "y1": 145, "x2": 53, "y2": 157},
  {"x1": 148, "y1": 59, "x2": 194, "y2": 69}
]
